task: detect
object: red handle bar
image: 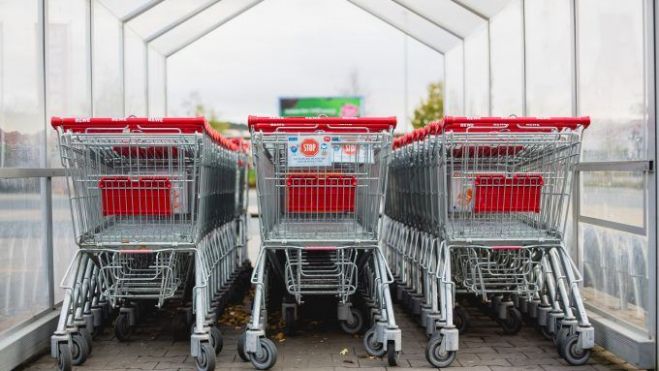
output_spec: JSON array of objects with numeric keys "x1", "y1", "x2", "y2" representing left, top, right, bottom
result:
[
  {"x1": 248, "y1": 115, "x2": 397, "y2": 133},
  {"x1": 440, "y1": 116, "x2": 590, "y2": 132},
  {"x1": 51, "y1": 117, "x2": 247, "y2": 153}
]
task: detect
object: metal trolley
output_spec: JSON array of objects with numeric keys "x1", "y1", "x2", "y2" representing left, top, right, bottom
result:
[
  {"x1": 50, "y1": 117, "x2": 250, "y2": 371},
  {"x1": 241, "y1": 116, "x2": 401, "y2": 369},
  {"x1": 384, "y1": 116, "x2": 594, "y2": 367}
]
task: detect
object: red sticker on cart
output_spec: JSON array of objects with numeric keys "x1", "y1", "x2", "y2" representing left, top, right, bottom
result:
[{"x1": 300, "y1": 138, "x2": 320, "y2": 157}]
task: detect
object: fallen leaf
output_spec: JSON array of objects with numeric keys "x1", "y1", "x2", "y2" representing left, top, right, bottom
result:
[{"x1": 339, "y1": 348, "x2": 349, "y2": 356}]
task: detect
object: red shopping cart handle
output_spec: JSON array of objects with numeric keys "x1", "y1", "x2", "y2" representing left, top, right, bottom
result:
[
  {"x1": 51, "y1": 116, "x2": 248, "y2": 153},
  {"x1": 247, "y1": 115, "x2": 397, "y2": 133},
  {"x1": 51, "y1": 117, "x2": 206, "y2": 133},
  {"x1": 440, "y1": 116, "x2": 590, "y2": 132}
]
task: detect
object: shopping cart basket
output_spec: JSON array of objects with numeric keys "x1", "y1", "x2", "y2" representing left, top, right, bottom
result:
[
  {"x1": 50, "y1": 117, "x2": 249, "y2": 371},
  {"x1": 383, "y1": 116, "x2": 594, "y2": 367},
  {"x1": 240, "y1": 116, "x2": 401, "y2": 369}
]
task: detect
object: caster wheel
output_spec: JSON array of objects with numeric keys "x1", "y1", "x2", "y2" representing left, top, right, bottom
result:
[
  {"x1": 248, "y1": 337, "x2": 277, "y2": 370},
  {"x1": 537, "y1": 323, "x2": 553, "y2": 340},
  {"x1": 210, "y1": 326, "x2": 223, "y2": 355},
  {"x1": 363, "y1": 327, "x2": 385, "y2": 357},
  {"x1": 114, "y1": 313, "x2": 132, "y2": 342},
  {"x1": 284, "y1": 307, "x2": 296, "y2": 336},
  {"x1": 555, "y1": 327, "x2": 571, "y2": 357},
  {"x1": 562, "y1": 334, "x2": 591, "y2": 365},
  {"x1": 71, "y1": 332, "x2": 90, "y2": 365},
  {"x1": 387, "y1": 341, "x2": 399, "y2": 366},
  {"x1": 453, "y1": 306, "x2": 470, "y2": 334},
  {"x1": 498, "y1": 307, "x2": 523, "y2": 335},
  {"x1": 56, "y1": 343, "x2": 72, "y2": 371},
  {"x1": 79, "y1": 327, "x2": 93, "y2": 352},
  {"x1": 195, "y1": 342, "x2": 216, "y2": 371},
  {"x1": 339, "y1": 308, "x2": 363, "y2": 335},
  {"x1": 237, "y1": 333, "x2": 249, "y2": 362},
  {"x1": 425, "y1": 333, "x2": 457, "y2": 368}
]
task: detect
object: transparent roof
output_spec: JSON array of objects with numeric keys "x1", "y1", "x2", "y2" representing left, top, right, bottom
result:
[
  {"x1": 348, "y1": 0, "x2": 462, "y2": 53},
  {"x1": 126, "y1": 0, "x2": 212, "y2": 39},
  {"x1": 103, "y1": 0, "x2": 509, "y2": 60},
  {"x1": 455, "y1": 0, "x2": 511, "y2": 18},
  {"x1": 394, "y1": 0, "x2": 486, "y2": 38},
  {"x1": 150, "y1": 0, "x2": 263, "y2": 56}
]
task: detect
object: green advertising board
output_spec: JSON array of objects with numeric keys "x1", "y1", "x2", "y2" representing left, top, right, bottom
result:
[{"x1": 279, "y1": 97, "x2": 362, "y2": 117}]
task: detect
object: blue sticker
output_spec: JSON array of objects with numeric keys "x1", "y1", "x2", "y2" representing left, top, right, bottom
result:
[{"x1": 290, "y1": 145, "x2": 298, "y2": 153}]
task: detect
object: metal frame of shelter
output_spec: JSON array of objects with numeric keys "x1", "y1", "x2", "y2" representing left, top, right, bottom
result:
[{"x1": 0, "y1": 0, "x2": 656, "y2": 369}]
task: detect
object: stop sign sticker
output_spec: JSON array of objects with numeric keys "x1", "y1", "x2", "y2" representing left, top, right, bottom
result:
[
  {"x1": 342, "y1": 144, "x2": 357, "y2": 156},
  {"x1": 300, "y1": 138, "x2": 320, "y2": 157}
]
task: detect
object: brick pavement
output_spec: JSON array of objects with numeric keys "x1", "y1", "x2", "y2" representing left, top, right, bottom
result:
[{"x1": 21, "y1": 302, "x2": 640, "y2": 371}]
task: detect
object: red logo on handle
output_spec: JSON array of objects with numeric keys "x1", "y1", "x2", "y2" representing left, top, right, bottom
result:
[{"x1": 300, "y1": 138, "x2": 319, "y2": 157}]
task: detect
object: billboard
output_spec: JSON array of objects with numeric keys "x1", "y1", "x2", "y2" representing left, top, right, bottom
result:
[{"x1": 279, "y1": 97, "x2": 362, "y2": 117}]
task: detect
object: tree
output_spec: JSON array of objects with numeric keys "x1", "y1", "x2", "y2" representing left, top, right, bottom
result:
[
  {"x1": 182, "y1": 91, "x2": 230, "y2": 132},
  {"x1": 411, "y1": 82, "x2": 444, "y2": 129}
]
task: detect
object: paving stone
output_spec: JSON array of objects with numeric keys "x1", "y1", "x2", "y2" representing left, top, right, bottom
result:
[{"x1": 21, "y1": 303, "x2": 639, "y2": 371}]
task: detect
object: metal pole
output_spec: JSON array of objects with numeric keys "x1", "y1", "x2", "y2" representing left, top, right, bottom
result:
[
  {"x1": 521, "y1": 0, "x2": 527, "y2": 116},
  {"x1": 37, "y1": 0, "x2": 55, "y2": 309},
  {"x1": 89, "y1": 0, "x2": 94, "y2": 115}
]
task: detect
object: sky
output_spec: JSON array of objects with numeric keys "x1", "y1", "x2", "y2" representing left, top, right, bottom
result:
[{"x1": 166, "y1": 0, "x2": 444, "y2": 132}]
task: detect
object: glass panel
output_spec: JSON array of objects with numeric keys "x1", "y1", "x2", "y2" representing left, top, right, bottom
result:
[
  {"x1": 489, "y1": 0, "x2": 523, "y2": 116},
  {"x1": 524, "y1": 0, "x2": 572, "y2": 116},
  {"x1": 47, "y1": 0, "x2": 91, "y2": 167},
  {"x1": 124, "y1": 27, "x2": 147, "y2": 116},
  {"x1": 348, "y1": 0, "x2": 461, "y2": 53},
  {"x1": 445, "y1": 43, "x2": 464, "y2": 115},
  {"x1": 92, "y1": 2, "x2": 123, "y2": 116},
  {"x1": 148, "y1": 47, "x2": 166, "y2": 116},
  {"x1": 577, "y1": 0, "x2": 646, "y2": 161},
  {"x1": 126, "y1": 0, "x2": 208, "y2": 39},
  {"x1": 0, "y1": 0, "x2": 44, "y2": 168},
  {"x1": 395, "y1": 0, "x2": 485, "y2": 38},
  {"x1": 580, "y1": 171, "x2": 645, "y2": 228},
  {"x1": 0, "y1": 178, "x2": 47, "y2": 334},
  {"x1": 580, "y1": 222, "x2": 648, "y2": 332},
  {"x1": 464, "y1": 25, "x2": 488, "y2": 115}
]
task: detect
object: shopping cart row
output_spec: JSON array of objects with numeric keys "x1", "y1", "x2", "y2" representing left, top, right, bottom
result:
[
  {"x1": 383, "y1": 116, "x2": 595, "y2": 367},
  {"x1": 48, "y1": 114, "x2": 596, "y2": 371},
  {"x1": 49, "y1": 117, "x2": 250, "y2": 371},
  {"x1": 238, "y1": 116, "x2": 402, "y2": 370}
]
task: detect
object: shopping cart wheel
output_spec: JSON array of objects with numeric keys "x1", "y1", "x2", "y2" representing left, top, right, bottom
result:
[
  {"x1": 425, "y1": 333, "x2": 457, "y2": 368},
  {"x1": 237, "y1": 333, "x2": 249, "y2": 362},
  {"x1": 497, "y1": 307, "x2": 523, "y2": 335},
  {"x1": 210, "y1": 326, "x2": 223, "y2": 355},
  {"x1": 555, "y1": 327, "x2": 571, "y2": 357},
  {"x1": 537, "y1": 323, "x2": 553, "y2": 340},
  {"x1": 249, "y1": 337, "x2": 277, "y2": 370},
  {"x1": 195, "y1": 342, "x2": 216, "y2": 371},
  {"x1": 70, "y1": 332, "x2": 90, "y2": 366},
  {"x1": 453, "y1": 306, "x2": 470, "y2": 334},
  {"x1": 79, "y1": 327, "x2": 93, "y2": 352},
  {"x1": 114, "y1": 313, "x2": 132, "y2": 342},
  {"x1": 339, "y1": 308, "x2": 363, "y2": 335},
  {"x1": 387, "y1": 341, "x2": 399, "y2": 366},
  {"x1": 363, "y1": 328, "x2": 385, "y2": 357},
  {"x1": 56, "y1": 342, "x2": 72, "y2": 371},
  {"x1": 562, "y1": 334, "x2": 591, "y2": 366}
]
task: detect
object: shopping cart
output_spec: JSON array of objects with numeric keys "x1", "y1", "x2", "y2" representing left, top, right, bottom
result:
[
  {"x1": 50, "y1": 117, "x2": 249, "y2": 371},
  {"x1": 384, "y1": 116, "x2": 594, "y2": 367},
  {"x1": 240, "y1": 116, "x2": 401, "y2": 369}
]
